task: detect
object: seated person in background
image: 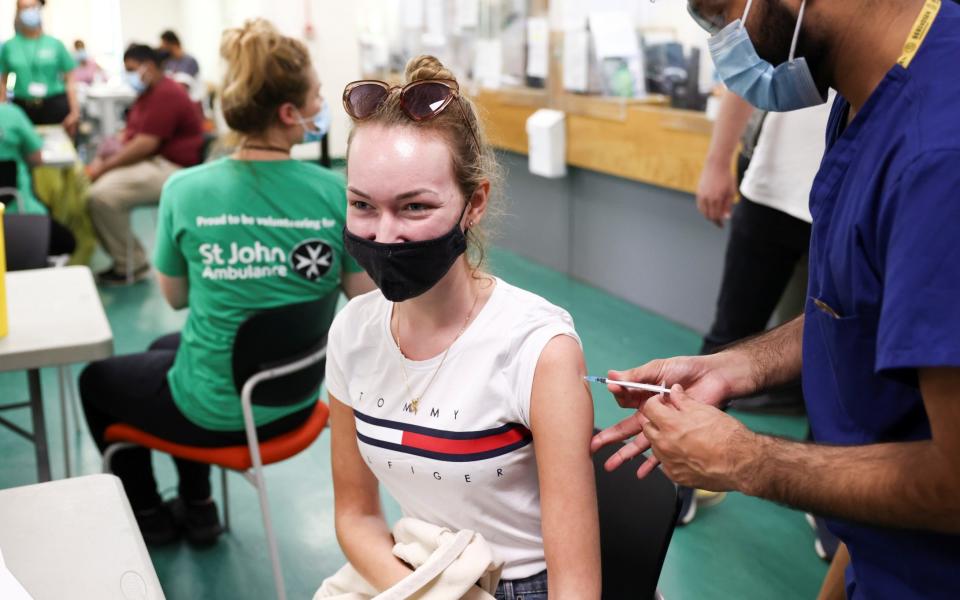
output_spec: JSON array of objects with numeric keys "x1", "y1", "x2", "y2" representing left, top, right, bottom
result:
[
  {"x1": 0, "y1": 101, "x2": 74, "y2": 256},
  {"x1": 325, "y1": 56, "x2": 600, "y2": 599},
  {"x1": 72, "y1": 39, "x2": 102, "y2": 85},
  {"x1": 79, "y1": 18, "x2": 373, "y2": 546},
  {"x1": 159, "y1": 30, "x2": 199, "y2": 78},
  {"x1": 86, "y1": 43, "x2": 203, "y2": 285}
]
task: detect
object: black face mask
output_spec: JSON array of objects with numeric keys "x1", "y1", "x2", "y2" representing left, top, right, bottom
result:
[{"x1": 343, "y1": 207, "x2": 469, "y2": 302}]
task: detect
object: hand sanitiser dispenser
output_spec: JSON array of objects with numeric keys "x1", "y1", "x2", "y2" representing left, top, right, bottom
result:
[{"x1": 526, "y1": 109, "x2": 567, "y2": 178}]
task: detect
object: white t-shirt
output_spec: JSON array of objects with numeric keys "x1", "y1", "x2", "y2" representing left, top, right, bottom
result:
[
  {"x1": 325, "y1": 278, "x2": 580, "y2": 580},
  {"x1": 739, "y1": 90, "x2": 837, "y2": 224}
]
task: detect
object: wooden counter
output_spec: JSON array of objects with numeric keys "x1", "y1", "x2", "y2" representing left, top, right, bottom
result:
[{"x1": 473, "y1": 88, "x2": 714, "y2": 195}]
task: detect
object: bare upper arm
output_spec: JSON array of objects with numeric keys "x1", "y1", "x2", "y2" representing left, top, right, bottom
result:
[
  {"x1": 530, "y1": 334, "x2": 595, "y2": 441},
  {"x1": 156, "y1": 272, "x2": 188, "y2": 309},
  {"x1": 129, "y1": 133, "x2": 161, "y2": 154},
  {"x1": 530, "y1": 334, "x2": 601, "y2": 595},
  {"x1": 329, "y1": 395, "x2": 382, "y2": 516},
  {"x1": 342, "y1": 270, "x2": 375, "y2": 299}
]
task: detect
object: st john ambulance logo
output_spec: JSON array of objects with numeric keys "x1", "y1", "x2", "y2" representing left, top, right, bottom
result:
[{"x1": 290, "y1": 239, "x2": 333, "y2": 281}]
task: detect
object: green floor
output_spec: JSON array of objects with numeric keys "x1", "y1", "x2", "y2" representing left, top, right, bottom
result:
[{"x1": 0, "y1": 209, "x2": 826, "y2": 599}]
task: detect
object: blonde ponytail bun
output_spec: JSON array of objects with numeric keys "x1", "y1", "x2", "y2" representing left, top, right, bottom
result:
[
  {"x1": 404, "y1": 55, "x2": 457, "y2": 83},
  {"x1": 220, "y1": 18, "x2": 311, "y2": 134}
]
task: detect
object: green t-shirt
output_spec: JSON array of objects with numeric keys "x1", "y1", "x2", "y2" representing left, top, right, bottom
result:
[
  {"x1": 0, "y1": 34, "x2": 75, "y2": 99},
  {"x1": 154, "y1": 158, "x2": 362, "y2": 431},
  {"x1": 0, "y1": 103, "x2": 44, "y2": 214}
]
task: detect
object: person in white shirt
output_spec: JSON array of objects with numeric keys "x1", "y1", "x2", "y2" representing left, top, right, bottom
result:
[
  {"x1": 683, "y1": 90, "x2": 833, "y2": 529},
  {"x1": 325, "y1": 55, "x2": 600, "y2": 600}
]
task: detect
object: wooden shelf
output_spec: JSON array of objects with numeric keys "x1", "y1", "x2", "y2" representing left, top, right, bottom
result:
[{"x1": 473, "y1": 89, "x2": 714, "y2": 195}]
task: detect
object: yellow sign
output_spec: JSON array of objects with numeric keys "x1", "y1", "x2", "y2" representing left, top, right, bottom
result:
[{"x1": 898, "y1": 0, "x2": 941, "y2": 69}]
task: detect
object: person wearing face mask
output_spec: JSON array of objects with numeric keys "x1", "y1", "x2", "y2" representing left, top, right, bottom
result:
[
  {"x1": 682, "y1": 90, "x2": 836, "y2": 529},
  {"x1": 72, "y1": 39, "x2": 102, "y2": 86},
  {"x1": 322, "y1": 56, "x2": 600, "y2": 599},
  {"x1": 158, "y1": 30, "x2": 199, "y2": 79},
  {"x1": 78, "y1": 19, "x2": 374, "y2": 547},
  {"x1": 592, "y1": 1, "x2": 960, "y2": 597},
  {"x1": 0, "y1": 0, "x2": 79, "y2": 133},
  {"x1": 85, "y1": 43, "x2": 204, "y2": 285}
]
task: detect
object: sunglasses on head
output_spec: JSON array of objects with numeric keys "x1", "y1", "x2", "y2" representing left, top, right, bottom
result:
[{"x1": 342, "y1": 79, "x2": 480, "y2": 151}]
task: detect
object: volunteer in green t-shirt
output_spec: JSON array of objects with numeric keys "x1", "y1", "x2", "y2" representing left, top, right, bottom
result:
[
  {"x1": 0, "y1": 0, "x2": 79, "y2": 132},
  {"x1": 0, "y1": 101, "x2": 74, "y2": 255},
  {"x1": 79, "y1": 18, "x2": 374, "y2": 547}
]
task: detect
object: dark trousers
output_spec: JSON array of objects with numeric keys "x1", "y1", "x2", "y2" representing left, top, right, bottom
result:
[
  {"x1": 79, "y1": 333, "x2": 313, "y2": 510},
  {"x1": 13, "y1": 93, "x2": 70, "y2": 125},
  {"x1": 49, "y1": 218, "x2": 76, "y2": 256},
  {"x1": 700, "y1": 197, "x2": 812, "y2": 354}
]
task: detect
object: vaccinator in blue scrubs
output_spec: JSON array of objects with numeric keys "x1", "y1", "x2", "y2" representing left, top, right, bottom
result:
[{"x1": 592, "y1": 1, "x2": 960, "y2": 598}]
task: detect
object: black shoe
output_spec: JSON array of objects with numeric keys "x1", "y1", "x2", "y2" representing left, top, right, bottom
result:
[
  {"x1": 168, "y1": 497, "x2": 223, "y2": 547},
  {"x1": 96, "y1": 264, "x2": 150, "y2": 286},
  {"x1": 134, "y1": 502, "x2": 180, "y2": 546}
]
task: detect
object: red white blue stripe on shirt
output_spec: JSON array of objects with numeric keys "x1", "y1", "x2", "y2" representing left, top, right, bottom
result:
[{"x1": 353, "y1": 410, "x2": 533, "y2": 462}]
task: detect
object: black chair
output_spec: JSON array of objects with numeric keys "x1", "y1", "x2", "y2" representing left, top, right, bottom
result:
[
  {"x1": 320, "y1": 130, "x2": 331, "y2": 168},
  {"x1": 103, "y1": 291, "x2": 341, "y2": 600},
  {"x1": 3, "y1": 213, "x2": 50, "y2": 271},
  {"x1": 594, "y1": 434, "x2": 680, "y2": 600},
  {"x1": 0, "y1": 159, "x2": 22, "y2": 211},
  {"x1": 200, "y1": 132, "x2": 218, "y2": 163}
]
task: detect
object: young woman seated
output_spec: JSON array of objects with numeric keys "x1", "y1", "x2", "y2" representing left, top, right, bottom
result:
[{"x1": 325, "y1": 55, "x2": 601, "y2": 599}]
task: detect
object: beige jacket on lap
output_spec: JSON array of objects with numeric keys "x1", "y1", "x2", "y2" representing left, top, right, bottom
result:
[{"x1": 315, "y1": 518, "x2": 503, "y2": 600}]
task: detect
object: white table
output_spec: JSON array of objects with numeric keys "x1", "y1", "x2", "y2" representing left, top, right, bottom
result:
[
  {"x1": 84, "y1": 84, "x2": 136, "y2": 138},
  {"x1": 0, "y1": 474, "x2": 165, "y2": 599},
  {"x1": 35, "y1": 125, "x2": 78, "y2": 168},
  {"x1": 0, "y1": 266, "x2": 114, "y2": 481}
]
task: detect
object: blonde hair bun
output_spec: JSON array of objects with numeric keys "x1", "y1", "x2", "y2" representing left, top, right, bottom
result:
[
  {"x1": 220, "y1": 18, "x2": 311, "y2": 134},
  {"x1": 404, "y1": 55, "x2": 457, "y2": 83}
]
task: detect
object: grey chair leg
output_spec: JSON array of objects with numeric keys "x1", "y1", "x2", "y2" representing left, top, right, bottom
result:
[
  {"x1": 57, "y1": 366, "x2": 71, "y2": 478},
  {"x1": 251, "y1": 465, "x2": 286, "y2": 600},
  {"x1": 102, "y1": 442, "x2": 138, "y2": 473},
  {"x1": 65, "y1": 365, "x2": 81, "y2": 435},
  {"x1": 221, "y1": 467, "x2": 230, "y2": 532},
  {"x1": 126, "y1": 231, "x2": 134, "y2": 284}
]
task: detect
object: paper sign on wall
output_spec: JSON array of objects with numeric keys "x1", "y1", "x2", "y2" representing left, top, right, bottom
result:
[
  {"x1": 563, "y1": 29, "x2": 590, "y2": 92},
  {"x1": 474, "y1": 39, "x2": 503, "y2": 89},
  {"x1": 526, "y1": 17, "x2": 550, "y2": 79}
]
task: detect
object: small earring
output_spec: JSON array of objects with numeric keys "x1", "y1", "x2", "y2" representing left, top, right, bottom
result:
[{"x1": 468, "y1": 220, "x2": 474, "y2": 227}]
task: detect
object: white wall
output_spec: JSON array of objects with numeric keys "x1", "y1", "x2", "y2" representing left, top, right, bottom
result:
[
  {"x1": 117, "y1": 0, "x2": 183, "y2": 46},
  {"x1": 0, "y1": 0, "x2": 363, "y2": 156},
  {"x1": 0, "y1": 0, "x2": 184, "y2": 77},
  {"x1": 209, "y1": 0, "x2": 362, "y2": 157}
]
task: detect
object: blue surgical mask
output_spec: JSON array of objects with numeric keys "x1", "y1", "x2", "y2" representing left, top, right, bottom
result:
[
  {"x1": 74, "y1": 50, "x2": 88, "y2": 64},
  {"x1": 19, "y1": 7, "x2": 41, "y2": 29},
  {"x1": 705, "y1": 0, "x2": 826, "y2": 112},
  {"x1": 297, "y1": 100, "x2": 330, "y2": 143},
  {"x1": 124, "y1": 70, "x2": 146, "y2": 94}
]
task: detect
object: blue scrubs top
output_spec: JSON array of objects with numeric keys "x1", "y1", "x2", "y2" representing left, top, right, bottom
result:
[{"x1": 802, "y1": 2, "x2": 960, "y2": 598}]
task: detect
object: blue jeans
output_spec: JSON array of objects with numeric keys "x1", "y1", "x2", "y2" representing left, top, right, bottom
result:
[{"x1": 495, "y1": 570, "x2": 547, "y2": 600}]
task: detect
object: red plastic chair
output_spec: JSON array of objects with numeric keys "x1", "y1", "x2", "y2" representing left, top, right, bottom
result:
[{"x1": 103, "y1": 293, "x2": 339, "y2": 600}]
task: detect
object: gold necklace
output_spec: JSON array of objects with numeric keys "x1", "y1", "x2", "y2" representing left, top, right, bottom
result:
[{"x1": 393, "y1": 285, "x2": 483, "y2": 415}]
